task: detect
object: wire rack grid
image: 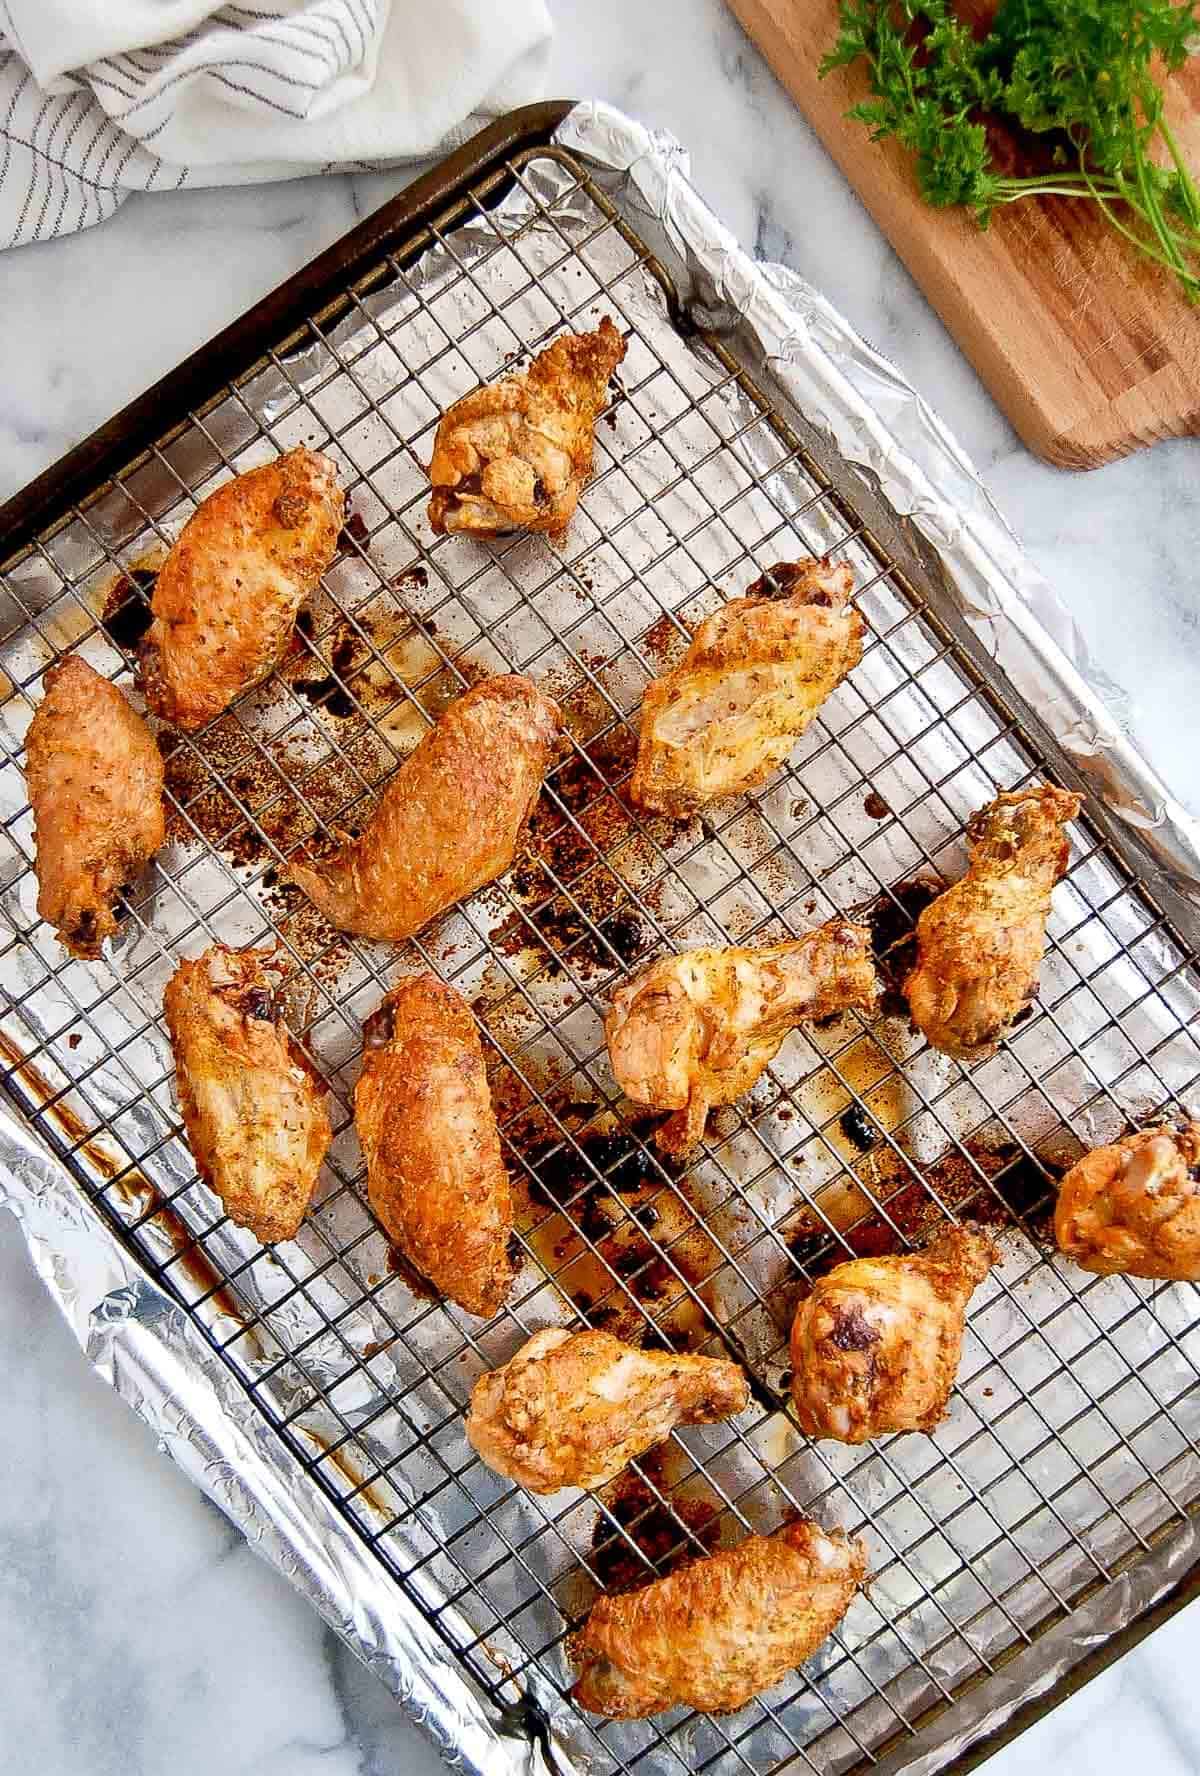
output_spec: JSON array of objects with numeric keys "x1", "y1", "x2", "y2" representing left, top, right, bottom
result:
[{"x1": 2, "y1": 143, "x2": 1200, "y2": 1776}]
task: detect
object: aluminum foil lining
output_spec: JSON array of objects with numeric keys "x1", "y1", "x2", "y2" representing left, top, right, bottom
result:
[{"x1": 1, "y1": 98, "x2": 1198, "y2": 1776}]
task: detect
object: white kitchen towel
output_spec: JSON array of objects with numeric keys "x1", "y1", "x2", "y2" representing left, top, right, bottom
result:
[{"x1": 0, "y1": 0, "x2": 552, "y2": 248}]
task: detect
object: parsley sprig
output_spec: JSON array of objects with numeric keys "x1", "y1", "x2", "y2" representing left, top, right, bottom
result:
[{"x1": 821, "y1": 0, "x2": 1200, "y2": 299}]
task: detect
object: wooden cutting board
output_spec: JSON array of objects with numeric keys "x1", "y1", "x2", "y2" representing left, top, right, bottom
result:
[{"x1": 727, "y1": 0, "x2": 1200, "y2": 467}]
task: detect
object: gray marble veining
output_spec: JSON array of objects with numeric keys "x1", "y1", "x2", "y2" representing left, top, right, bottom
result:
[{"x1": 0, "y1": 4, "x2": 1196, "y2": 1774}]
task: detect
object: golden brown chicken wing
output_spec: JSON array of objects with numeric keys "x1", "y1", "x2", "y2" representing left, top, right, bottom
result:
[
  {"x1": 631, "y1": 559, "x2": 863, "y2": 818},
  {"x1": 24, "y1": 655, "x2": 165, "y2": 960},
  {"x1": 606, "y1": 920, "x2": 879, "y2": 1157},
  {"x1": 164, "y1": 945, "x2": 331, "y2": 1244},
  {"x1": 789, "y1": 1224, "x2": 995, "y2": 1442},
  {"x1": 139, "y1": 447, "x2": 344, "y2": 730},
  {"x1": 354, "y1": 973, "x2": 515, "y2": 1318},
  {"x1": 287, "y1": 674, "x2": 560, "y2": 943},
  {"x1": 904, "y1": 784, "x2": 1081, "y2": 1062},
  {"x1": 1055, "y1": 1122, "x2": 1200, "y2": 1281},
  {"x1": 427, "y1": 317, "x2": 625, "y2": 538},
  {"x1": 467, "y1": 1327, "x2": 749, "y2": 1494},
  {"x1": 571, "y1": 1517, "x2": 867, "y2": 1717}
]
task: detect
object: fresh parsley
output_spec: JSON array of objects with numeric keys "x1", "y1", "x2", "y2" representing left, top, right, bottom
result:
[{"x1": 821, "y1": 0, "x2": 1200, "y2": 299}]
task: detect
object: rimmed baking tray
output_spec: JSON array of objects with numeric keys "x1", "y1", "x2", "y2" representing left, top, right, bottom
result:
[{"x1": 2, "y1": 99, "x2": 1199, "y2": 1776}]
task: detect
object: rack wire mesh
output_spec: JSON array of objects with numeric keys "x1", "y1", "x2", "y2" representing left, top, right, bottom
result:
[{"x1": 2, "y1": 143, "x2": 1200, "y2": 1776}]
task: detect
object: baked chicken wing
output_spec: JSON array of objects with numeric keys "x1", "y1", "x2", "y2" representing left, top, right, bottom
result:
[
  {"x1": 606, "y1": 920, "x2": 879, "y2": 1157},
  {"x1": 467, "y1": 1327, "x2": 749, "y2": 1494},
  {"x1": 139, "y1": 447, "x2": 343, "y2": 730},
  {"x1": 354, "y1": 973, "x2": 515, "y2": 1318},
  {"x1": 25, "y1": 655, "x2": 165, "y2": 959},
  {"x1": 287, "y1": 674, "x2": 560, "y2": 942},
  {"x1": 631, "y1": 559, "x2": 863, "y2": 817},
  {"x1": 905, "y1": 784, "x2": 1081, "y2": 1061},
  {"x1": 572, "y1": 1517, "x2": 867, "y2": 1717},
  {"x1": 427, "y1": 317, "x2": 625, "y2": 538},
  {"x1": 164, "y1": 945, "x2": 331, "y2": 1244},
  {"x1": 789, "y1": 1225, "x2": 995, "y2": 1443},
  {"x1": 1055, "y1": 1122, "x2": 1200, "y2": 1281}
]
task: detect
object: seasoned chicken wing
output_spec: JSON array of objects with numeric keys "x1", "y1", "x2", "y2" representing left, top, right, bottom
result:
[
  {"x1": 427, "y1": 317, "x2": 625, "y2": 538},
  {"x1": 25, "y1": 655, "x2": 165, "y2": 959},
  {"x1": 354, "y1": 974, "x2": 514, "y2": 1318},
  {"x1": 572, "y1": 1517, "x2": 867, "y2": 1717},
  {"x1": 905, "y1": 784, "x2": 1081, "y2": 1061},
  {"x1": 164, "y1": 945, "x2": 331, "y2": 1243},
  {"x1": 467, "y1": 1327, "x2": 749, "y2": 1494},
  {"x1": 632, "y1": 559, "x2": 863, "y2": 818},
  {"x1": 1055, "y1": 1122, "x2": 1200, "y2": 1281},
  {"x1": 287, "y1": 674, "x2": 560, "y2": 942},
  {"x1": 789, "y1": 1225, "x2": 996, "y2": 1443},
  {"x1": 139, "y1": 447, "x2": 343, "y2": 730},
  {"x1": 606, "y1": 920, "x2": 879, "y2": 1157}
]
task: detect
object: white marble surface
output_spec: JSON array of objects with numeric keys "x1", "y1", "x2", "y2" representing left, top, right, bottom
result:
[{"x1": 1, "y1": 3, "x2": 1198, "y2": 1773}]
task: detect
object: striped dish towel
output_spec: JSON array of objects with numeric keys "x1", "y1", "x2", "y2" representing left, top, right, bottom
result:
[{"x1": 0, "y1": 0, "x2": 552, "y2": 248}]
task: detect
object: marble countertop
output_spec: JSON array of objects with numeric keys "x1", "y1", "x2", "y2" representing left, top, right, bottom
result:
[{"x1": 1, "y1": 4, "x2": 1197, "y2": 1773}]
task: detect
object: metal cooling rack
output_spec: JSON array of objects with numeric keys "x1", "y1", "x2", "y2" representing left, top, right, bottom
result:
[{"x1": 3, "y1": 135, "x2": 1200, "y2": 1776}]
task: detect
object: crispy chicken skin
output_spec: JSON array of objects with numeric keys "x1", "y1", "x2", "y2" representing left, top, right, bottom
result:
[
  {"x1": 25, "y1": 655, "x2": 165, "y2": 959},
  {"x1": 354, "y1": 974, "x2": 515, "y2": 1318},
  {"x1": 427, "y1": 317, "x2": 625, "y2": 538},
  {"x1": 606, "y1": 920, "x2": 879, "y2": 1157},
  {"x1": 139, "y1": 447, "x2": 343, "y2": 730},
  {"x1": 287, "y1": 674, "x2": 560, "y2": 943},
  {"x1": 467, "y1": 1327, "x2": 750, "y2": 1494},
  {"x1": 789, "y1": 1225, "x2": 996, "y2": 1443},
  {"x1": 1055, "y1": 1122, "x2": 1200, "y2": 1281},
  {"x1": 905, "y1": 785, "x2": 1081, "y2": 1062},
  {"x1": 631, "y1": 560, "x2": 864, "y2": 818},
  {"x1": 571, "y1": 1518, "x2": 867, "y2": 1717},
  {"x1": 164, "y1": 945, "x2": 331, "y2": 1243}
]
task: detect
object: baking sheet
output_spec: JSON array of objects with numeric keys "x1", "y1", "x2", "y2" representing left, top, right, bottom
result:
[{"x1": 1, "y1": 100, "x2": 1198, "y2": 1776}]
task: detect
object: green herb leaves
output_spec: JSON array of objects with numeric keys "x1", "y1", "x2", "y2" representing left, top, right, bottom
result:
[{"x1": 821, "y1": 0, "x2": 1200, "y2": 297}]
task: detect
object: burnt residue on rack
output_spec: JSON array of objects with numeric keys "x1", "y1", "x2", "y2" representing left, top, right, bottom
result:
[{"x1": 589, "y1": 1443, "x2": 720, "y2": 1593}]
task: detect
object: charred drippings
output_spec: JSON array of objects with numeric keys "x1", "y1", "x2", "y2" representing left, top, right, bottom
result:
[
  {"x1": 294, "y1": 629, "x2": 359, "y2": 718},
  {"x1": 590, "y1": 1448, "x2": 719, "y2": 1593},
  {"x1": 867, "y1": 878, "x2": 941, "y2": 1018},
  {"x1": 338, "y1": 509, "x2": 368, "y2": 550},
  {"x1": 863, "y1": 790, "x2": 890, "y2": 821},
  {"x1": 840, "y1": 1102, "x2": 877, "y2": 1153},
  {"x1": 786, "y1": 1137, "x2": 1064, "y2": 1279},
  {"x1": 101, "y1": 567, "x2": 157, "y2": 650},
  {"x1": 524, "y1": 1119, "x2": 678, "y2": 1212}
]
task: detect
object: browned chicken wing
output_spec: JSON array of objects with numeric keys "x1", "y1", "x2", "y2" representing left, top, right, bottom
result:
[
  {"x1": 1055, "y1": 1122, "x2": 1200, "y2": 1281},
  {"x1": 467, "y1": 1327, "x2": 749, "y2": 1494},
  {"x1": 164, "y1": 945, "x2": 331, "y2": 1243},
  {"x1": 287, "y1": 674, "x2": 560, "y2": 943},
  {"x1": 571, "y1": 1517, "x2": 867, "y2": 1717},
  {"x1": 606, "y1": 920, "x2": 879, "y2": 1157},
  {"x1": 427, "y1": 317, "x2": 625, "y2": 538},
  {"x1": 139, "y1": 447, "x2": 344, "y2": 730},
  {"x1": 25, "y1": 655, "x2": 165, "y2": 959},
  {"x1": 631, "y1": 560, "x2": 863, "y2": 818},
  {"x1": 904, "y1": 784, "x2": 1081, "y2": 1061},
  {"x1": 789, "y1": 1225, "x2": 996, "y2": 1442},
  {"x1": 354, "y1": 974, "x2": 515, "y2": 1318}
]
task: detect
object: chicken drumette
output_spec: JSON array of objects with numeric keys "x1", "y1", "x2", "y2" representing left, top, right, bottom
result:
[
  {"x1": 467, "y1": 1327, "x2": 749, "y2": 1494},
  {"x1": 354, "y1": 974, "x2": 515, "y2": 1318},
  {"x1": 139, "y1": 446, "x2": 343, "y2": 730},
  {"x1": 606, "y1": 920, "x2": 879, "y2": 1157},
  {"x1": 25, "y1": 655, "x2": 165, "y2": 959},
  {"x1": 1055, "y1": 1122, "x2": 1200, "y2": 1281},
  {"x1": 427, "y1": 317, "x2": 625, "y2": 538},
  {"x1": 287, "y1": 674, "x2": 560, "y2": 942},
  {"x1": 572, "y1": 1517, "x2": 867, "y2": 1718},
  {"x1": 164, "y1": 945, "x2": 331, "y2": 1244},
  {"x1": 631, "y1": 559, "x2": 863, "y2": 818},
  {"x1": 789, "y1": 1225, "x2": 996, "y2": 1443},
  {"x1": 905, "y1": 784, "x2": 1081, "y2": 1061}
]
